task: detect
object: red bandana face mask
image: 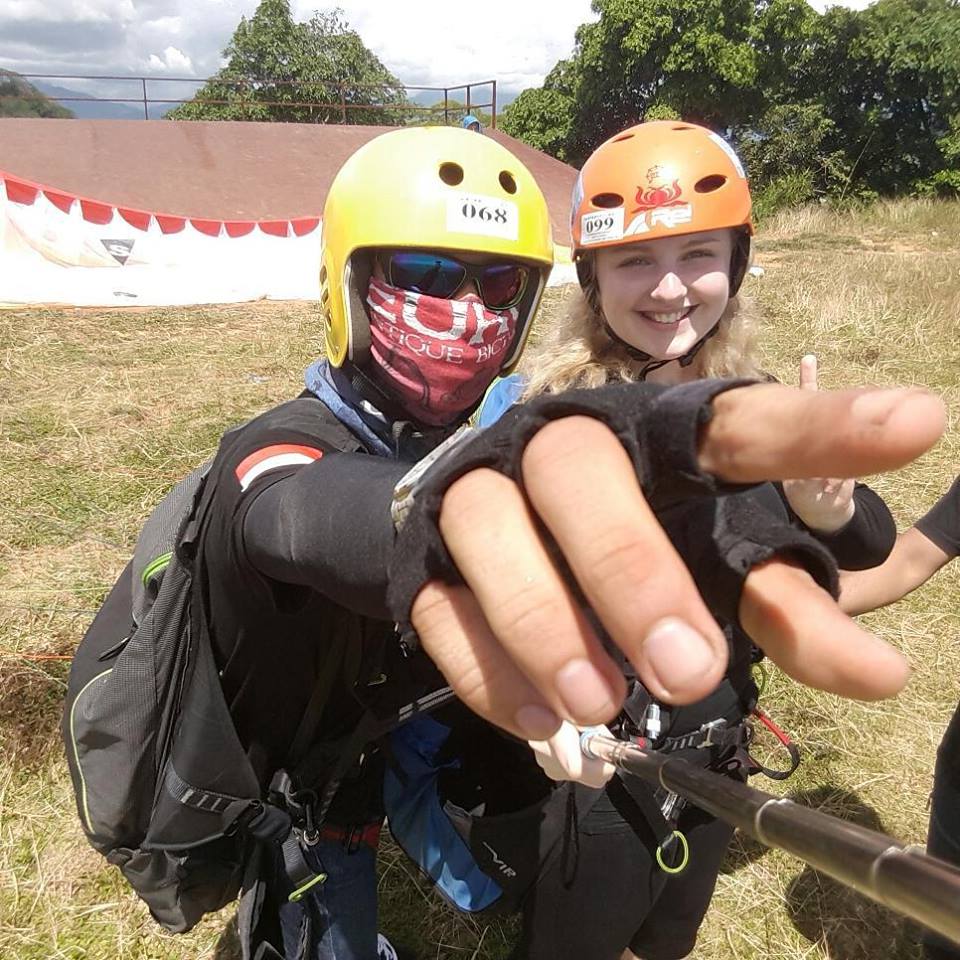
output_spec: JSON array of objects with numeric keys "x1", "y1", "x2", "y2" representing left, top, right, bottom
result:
[{"x1": 365, "y1": 277, "x2": 519, "y2": 427}]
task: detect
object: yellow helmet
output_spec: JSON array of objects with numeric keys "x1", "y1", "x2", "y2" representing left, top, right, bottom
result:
[{"x1": 320, "y1": 126, "x2": 554, "y2": 372}]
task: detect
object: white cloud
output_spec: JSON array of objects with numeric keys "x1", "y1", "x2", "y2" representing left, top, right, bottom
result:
[
  {"x1": 328, "y1": 0, "x2": 598, "y2": 93},
  {"x1": 144, "y1": 16, "x2": 184, "y2": 35},
  {"x1": 0, "y1": 0, "x2": 881, "y2": 99},
  {"x1": 146, "y1": 45, "x2": 192, "y2": 72},
  {"x1": 3, "y1": 0, "x2": 136, "y2": 22}
]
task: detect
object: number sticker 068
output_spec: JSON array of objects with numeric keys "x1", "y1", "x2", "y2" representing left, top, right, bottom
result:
[{"x1": 447, "y1": 193, "x2": 519, "y2": 241}]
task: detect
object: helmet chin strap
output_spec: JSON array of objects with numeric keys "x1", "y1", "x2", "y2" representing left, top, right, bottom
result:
[{"x1": 601, "y1": 320, "x2": 720, "y2": 381}]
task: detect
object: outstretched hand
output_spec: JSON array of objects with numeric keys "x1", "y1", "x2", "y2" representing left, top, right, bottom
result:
[
  {"x1": 781, "y1": 355, "x2": 857, "y2": 532},
  {"x1": 409, "y1": 382, "x2": 944, "y2": 741}
]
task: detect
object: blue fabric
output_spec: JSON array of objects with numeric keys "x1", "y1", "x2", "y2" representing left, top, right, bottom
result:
[
  {"x1": 276, "y1": 836, "x2": 379, "y2": 960},
  {"x1": 476, "y1": 374, "x2": 526, "y2": 429},
  {"x1": 462, "y1": 114, "x2": 481, "y2": 129},
  {"x1": 384, "y1": 715, "x2": 502, "y2": 912},
  {"x1": 304, "y1": 360, "x2": 395, "y2": 458}
]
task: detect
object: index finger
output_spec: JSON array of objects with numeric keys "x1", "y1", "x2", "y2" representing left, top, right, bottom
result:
[
  {"x1": 800, "y1": 354, "x2": 818, "y2": 391},
  {"x1": 699, "y1": 384, "x2": 945, "y2": 483}
]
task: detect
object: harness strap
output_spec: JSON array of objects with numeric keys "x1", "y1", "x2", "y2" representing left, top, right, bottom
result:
[
  {"x1": 282, "y1": 832, "x2": 327, "y2": 903},
  {"x1": 165, "y1": 765, "x2": 248, "y2": 816},
  {"x1": 656, "y1": 718, "x2": 749, "y2": 755}
]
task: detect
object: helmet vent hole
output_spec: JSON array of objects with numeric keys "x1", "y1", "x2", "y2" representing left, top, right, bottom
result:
[
  {"x1": 673, "y1": 125, "x2": 694, "y2": 131},
  {"x1": 613, "y1": 133, "x2": 634, "y2": 143},
  {"x1": 499, "y1": 170, "x2": 518, "y2": 194},
  {"x1": 591, "y1": 192, "x2": 624, "y2": 208},
  {"x1": 439, "y1": 162, "x2": 464, "y2": 186},
  {"x1": 695, "y1": 174, "x2": 727, "y2": 193}
]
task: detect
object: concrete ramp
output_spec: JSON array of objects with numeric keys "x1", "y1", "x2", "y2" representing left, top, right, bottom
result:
[
  {"x1": 0, "y1": 119, "x2": 576, "y2": 243},
  {"x1": 0, "y1": 119, "x2": 577, "y2": 308}
]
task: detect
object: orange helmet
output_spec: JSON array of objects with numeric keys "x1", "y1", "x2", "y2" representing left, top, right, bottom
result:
[{"x1": 571, "y1": 120, "x2": 753, "y2": 293}]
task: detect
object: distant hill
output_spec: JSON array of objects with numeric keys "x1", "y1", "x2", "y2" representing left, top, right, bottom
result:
[
  {"x1": 0, "y1": 71, "x2": 73, "y2": 119},
  {"x1": 32, "y1": 80, "x2": 167, "y2": 120}
]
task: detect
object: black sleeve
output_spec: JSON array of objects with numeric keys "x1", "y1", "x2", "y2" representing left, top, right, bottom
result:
[
  {"x1": 915, "y1": 476, "x2": 960, "y2": 558},
  {"x1": 242, "y1": 452, "x2": 407, "y2": 620},
  {"x1": 776, "y1": 481, "x2": 897, "y2": 570}
]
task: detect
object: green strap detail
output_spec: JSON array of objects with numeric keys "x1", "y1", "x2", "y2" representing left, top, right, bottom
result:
[
  {"x1": 752, "y1": 661, "x2": 769, "y2": 699},
  {"x1": 70, "y1": 669, "x2": 114, "y2": 834},
  {"x1": 656, "y1": 830, "x2": 689, "y2": 875},
  {"x1": 288, "y1": 871, "x2": 327, "y2": 903},
  {"x1": 141, "y1": 552, "x2": 173, "y2": 587}
]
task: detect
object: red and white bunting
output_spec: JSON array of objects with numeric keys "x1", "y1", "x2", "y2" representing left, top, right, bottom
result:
[{"x1": 0, "y1": 170, "x2": 320, "y2": 238}]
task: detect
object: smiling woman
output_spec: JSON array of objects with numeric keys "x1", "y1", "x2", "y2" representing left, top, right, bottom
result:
[
  {"x1": 471, "y1": 119, "x2": 903, "y2": 960},
  {"x1": 523, "y1": 120, "x2": 759, "y2": 393},
  {"x1": 593, "y1": 230, "x2": 734, "y2": 364}
]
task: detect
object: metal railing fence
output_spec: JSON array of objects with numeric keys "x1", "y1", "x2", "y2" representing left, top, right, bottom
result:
[{"x1": 0, "y1": 73, "x2": 498, "y2": 126}]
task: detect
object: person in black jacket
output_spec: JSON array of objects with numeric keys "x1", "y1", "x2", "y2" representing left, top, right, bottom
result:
[
  {"x1": 195, "y1": 125, "x2": 942, "y2": 960},
  {"x1": 841, "y1": 476, "x2": 960, "y2": 960}
]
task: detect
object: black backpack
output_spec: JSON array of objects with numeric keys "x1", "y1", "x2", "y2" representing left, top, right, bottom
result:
[
  {"x1": 63, "y1": 450, "x2": 277, "y2": 933},
  {"x1": 63, "y1": 401, "x2": 460, "y2": 941}
]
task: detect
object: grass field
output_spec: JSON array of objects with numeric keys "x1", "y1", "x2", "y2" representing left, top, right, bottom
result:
[{"x1": 2, "y1": 198, "x2": 959, "y2": 959}]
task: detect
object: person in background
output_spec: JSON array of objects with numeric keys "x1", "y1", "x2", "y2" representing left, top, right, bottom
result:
[
  {"x1": 841, "y1": 477, "x2": 960, "y2": 960},
  {"x1": 462, "y1": 113, "x2": 482, "y2": 132}
]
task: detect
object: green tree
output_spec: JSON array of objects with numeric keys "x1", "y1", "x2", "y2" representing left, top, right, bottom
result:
[
  {"x1": 168, "y1": 1, "x2": 408, "y2": 124},
  {"x1": 505, "y1": 0, "x2": 960, "y2": 203},
  {"x1": 416, "y1": 98, "x2": 492, "y2": 128},
  {"x1": 0, "y1": 71, "x2": 73, "y2": 118},
  {"x1": 502, "y1": 83, "x2": 576, "y2": 160},
  {"x1": 504, "y1": 0, "x2": 760, "y2": 166},
  {"x1": 775, "y1": 0, "x2": 960, "y2": 196}
]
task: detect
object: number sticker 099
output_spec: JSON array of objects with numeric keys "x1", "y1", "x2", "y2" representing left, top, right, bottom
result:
[{"x1": 580, "y1": 207, "x2": 625, "y2": 245}]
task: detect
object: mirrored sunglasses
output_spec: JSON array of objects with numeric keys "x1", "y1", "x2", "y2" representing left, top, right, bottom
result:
[{"x1": 385, "y1": 251, "x2": 530, "y2": 311}]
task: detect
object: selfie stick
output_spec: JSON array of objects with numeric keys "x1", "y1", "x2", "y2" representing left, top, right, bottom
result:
[{"x1": 581, "y1": 731, "x2": 960, "y2": 945}]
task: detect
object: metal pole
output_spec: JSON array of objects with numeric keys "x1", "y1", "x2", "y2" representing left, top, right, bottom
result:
[
  {"x1": 466, "y1": 83, "x2": 471, "y2": 117},
  {"x1": 141, "y1": 78, "x2": 148, "y2": 120},
  {"x1": 581, "y1": 732, "x2": 960, "y2": 947},
  {"x1": 443, "y1": 87, "x2": 449, "y2": 126},
  {"x1": 491, "y1": 79, "x2": 497, "y2": 129}
]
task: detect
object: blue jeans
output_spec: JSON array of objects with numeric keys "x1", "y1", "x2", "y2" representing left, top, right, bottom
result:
[
  {"x1": 924, "y1": 700, "x2": 960, "y2": 960},
  {"x1": 276, "y1": 835, "x2": 379, "y2": 960}
]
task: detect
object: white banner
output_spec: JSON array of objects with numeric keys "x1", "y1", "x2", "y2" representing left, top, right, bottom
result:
[
  {"x1": 0, "y1": 172, "x2": 575, "y2": 308},
  {"x1": 0, "y1": 172, "x2": 323, "y2": 307}
]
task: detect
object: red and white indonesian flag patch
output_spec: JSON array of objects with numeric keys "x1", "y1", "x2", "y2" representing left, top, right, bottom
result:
[{"x1": 235, "y1": 444, "x2": 323, "y2": 491}]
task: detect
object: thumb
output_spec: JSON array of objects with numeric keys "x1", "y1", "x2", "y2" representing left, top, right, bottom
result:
[{"x1": 800, "y1": 354, "x2": 818, "y2": 391}]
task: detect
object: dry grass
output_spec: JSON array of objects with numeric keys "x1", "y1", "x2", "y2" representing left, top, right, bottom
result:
[{"x1": 1, "y1": 202, "x2": 959, "y2": 959}]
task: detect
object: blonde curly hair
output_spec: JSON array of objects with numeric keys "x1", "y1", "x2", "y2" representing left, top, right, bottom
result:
[{"x1": 521, "y1": 252, "x2": 761, "y2": 399}]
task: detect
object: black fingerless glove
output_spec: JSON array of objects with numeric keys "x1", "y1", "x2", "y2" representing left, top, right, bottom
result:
[
  {"x1": 657, "y1": 493, "x2": 839, "y2": 625},
  {"x1": 386, "y1": 378, "x2": 839, "y2": 632}
]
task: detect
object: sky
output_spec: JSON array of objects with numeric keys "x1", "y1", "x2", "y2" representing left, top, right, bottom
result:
[{"x1": 0, "y1": 0, "x2": 878, "y2": 103}]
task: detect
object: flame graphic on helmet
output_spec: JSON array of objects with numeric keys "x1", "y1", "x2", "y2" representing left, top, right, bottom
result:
[{"x1": 634, "y1": 165, "x2": 682, "y2": 211}]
